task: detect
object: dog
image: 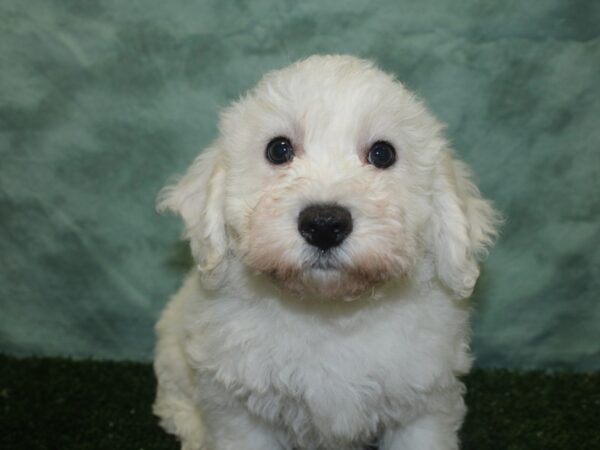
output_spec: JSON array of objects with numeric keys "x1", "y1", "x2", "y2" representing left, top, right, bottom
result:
[{"x1": 153, "y1": 55, "x2": 498, "y2": 450}]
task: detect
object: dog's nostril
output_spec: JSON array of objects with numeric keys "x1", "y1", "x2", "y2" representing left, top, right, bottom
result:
[{"x1": 298, "y1": 204, "x2": 353, "y2": 251}]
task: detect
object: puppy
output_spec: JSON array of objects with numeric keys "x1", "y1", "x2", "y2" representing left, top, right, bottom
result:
[{"x1": 154, "y1": 55, "x2": 498, "y2": 450}]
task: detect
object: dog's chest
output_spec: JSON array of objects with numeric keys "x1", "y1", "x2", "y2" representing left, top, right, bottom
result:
[
  {"x1": 207, "y1": 324, "x2": 404, "y2": 445},
  {"x1": 188, "y1": 296, "x2": 452, "y2": 445}
]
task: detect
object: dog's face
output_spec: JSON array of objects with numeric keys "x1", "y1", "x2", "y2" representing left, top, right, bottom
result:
[{"x1": 160, "y1": 56, "x2": 497, "y2": 299}]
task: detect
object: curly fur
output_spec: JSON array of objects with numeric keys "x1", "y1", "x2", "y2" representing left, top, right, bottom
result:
[{"x1": 154, "y1": 55, "x2": 499, "y2": 450}]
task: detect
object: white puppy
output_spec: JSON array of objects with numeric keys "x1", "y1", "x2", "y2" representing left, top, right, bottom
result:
[{"x1": 154, "y1": 55, "x2": 498, "y2": 450}]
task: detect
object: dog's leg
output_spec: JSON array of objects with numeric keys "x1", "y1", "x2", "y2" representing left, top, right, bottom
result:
[
  {"x1": 154, "y1": 295, "x2": 207, "y2": 450},
  {"x1": 202, "y1": 402, "x2": 285, "y2": 450},
  {"x1": 379, "y1": 415, "x2": 460, "y2": 450},
  {"x1": 154, "y1": 385, "x2": 206, "y2": 450}
]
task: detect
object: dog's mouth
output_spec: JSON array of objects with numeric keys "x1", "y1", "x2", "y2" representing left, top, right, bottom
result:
[
  {"x1": 306, "y1": 250, "x2": 342, "y2": 271},
  {"x1": 242, "y1": 237, "x2": 403, "y2": 299},
  {"x1": 252, "y1": 255, "x2": 393, "y2": 300}
]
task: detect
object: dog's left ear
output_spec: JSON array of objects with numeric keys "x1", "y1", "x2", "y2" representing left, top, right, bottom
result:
[
  {"x1": 157, "y1": 145, "x2": 228, "y2": 283},
  {"x1": 430, "y1": 150, "x2": 500, "y2": 298}
]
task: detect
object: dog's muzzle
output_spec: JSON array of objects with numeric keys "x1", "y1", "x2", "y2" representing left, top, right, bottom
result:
[{"x1": 297, "y1": 204, "x2": 353, "y2": 251}]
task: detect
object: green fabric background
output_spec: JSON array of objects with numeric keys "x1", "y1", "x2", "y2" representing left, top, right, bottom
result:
[{"x1": 1, "y1": 0, "x2": 598, "y2": 370}]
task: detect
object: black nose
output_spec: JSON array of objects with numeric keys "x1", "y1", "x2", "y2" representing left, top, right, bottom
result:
[{"x1": 298, "y1": 204, "x2": 353, "y2": 251}]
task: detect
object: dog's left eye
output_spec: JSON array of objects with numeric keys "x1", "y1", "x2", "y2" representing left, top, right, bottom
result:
[
  {"x1": 266, "y1": 137, "x2": 294, "y2": 165},
  {"x1": 367, "y1": 141, "x2": 396, "y2": 169}
]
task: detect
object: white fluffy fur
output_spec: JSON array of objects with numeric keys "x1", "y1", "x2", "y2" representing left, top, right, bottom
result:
[{"x1": 154, "y1": 55, "x2": 499, "y2": 450}]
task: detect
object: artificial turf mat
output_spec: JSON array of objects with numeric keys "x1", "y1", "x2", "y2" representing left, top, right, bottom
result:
[{"x1": 1, "y1": 354, "x2": 599, "y2": 450}]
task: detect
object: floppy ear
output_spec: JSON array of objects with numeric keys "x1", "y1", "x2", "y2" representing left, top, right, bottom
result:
[
  {"x1": 430, "y1": 151, "x2": 500, "y2": 298},
  {"x1": 157, "y1": 145, "x2": 227, "y2": 280}
]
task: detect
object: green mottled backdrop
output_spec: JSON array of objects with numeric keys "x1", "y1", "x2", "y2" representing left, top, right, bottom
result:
[{"x1": 1, "y1": 0, "x2": 598, "y2": 370}]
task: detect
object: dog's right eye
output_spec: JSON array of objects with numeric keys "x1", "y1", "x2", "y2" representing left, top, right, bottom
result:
[{"x1": 266, "y1": 137, "x2": 294, "y2": 165}]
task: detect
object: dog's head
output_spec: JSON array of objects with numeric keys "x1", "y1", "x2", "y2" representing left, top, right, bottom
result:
[{"x1": 159, "y1": 55, "x2": 498, "y2": 299}]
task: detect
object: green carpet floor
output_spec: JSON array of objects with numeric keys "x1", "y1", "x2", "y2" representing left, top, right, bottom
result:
[{"x1": 1, "y1": 355, "x2": 599, "y2": 450}]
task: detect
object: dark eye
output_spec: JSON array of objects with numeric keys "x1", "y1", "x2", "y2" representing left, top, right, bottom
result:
[
  {"x1": 367, "y1": 141, "x2": 396, "y2": 169},
  {"x1": 266, "y1": 137, "x2": 294, "y2": 165}
]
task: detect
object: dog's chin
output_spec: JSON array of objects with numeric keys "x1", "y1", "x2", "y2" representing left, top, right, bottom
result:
[
  {"x1": 263, "y1": 262, "x2": 392, "y2": 300},
  {"x1": 242, "y1": 241, "x2": 411, "y2": 299}
]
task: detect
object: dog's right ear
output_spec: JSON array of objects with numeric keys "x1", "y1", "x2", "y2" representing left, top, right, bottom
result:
[{"x1": 157, "y1": 145, "x2": 227, "y2": 279}]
